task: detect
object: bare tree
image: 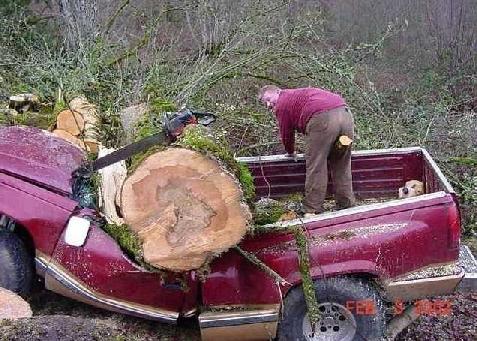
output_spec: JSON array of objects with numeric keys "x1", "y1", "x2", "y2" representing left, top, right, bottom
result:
[{"x1": 57, "y1": 0, "x2": 99, "y2": 49}]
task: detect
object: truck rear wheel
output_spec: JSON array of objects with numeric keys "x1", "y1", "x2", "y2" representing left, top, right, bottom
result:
[
  {"x1": 0, "y1": 229, "x2": 34, "y2": 296},
  {"x1": 278, "y1": 276, "x2": 385, "y2": 341}
]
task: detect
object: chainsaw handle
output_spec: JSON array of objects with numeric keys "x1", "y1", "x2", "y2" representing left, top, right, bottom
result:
[
  {"x1": 190, "y1": 110, "x2": 216, "y2": 126},
  {"x1": 164, "y1": 109, "x2": 216, "y2": 137},
  {"x1": 164, "y1": 110, "x2": 195, "y2": 138}
]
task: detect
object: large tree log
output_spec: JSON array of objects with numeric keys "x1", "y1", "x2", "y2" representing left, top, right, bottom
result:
[{"x1": 120, "y1": 147, "x2": 252, "y2": 271}]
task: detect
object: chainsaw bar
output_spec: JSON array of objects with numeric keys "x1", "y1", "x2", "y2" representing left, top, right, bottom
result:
[{"x1": 75, "y1": 109, "x2": 215, "y2": 176}]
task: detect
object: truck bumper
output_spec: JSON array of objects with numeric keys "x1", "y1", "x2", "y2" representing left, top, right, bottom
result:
[
  {"x1": 198, "y1": 305, "x2": 279, "y2": 341},
  {"x1": 384, "y1": 245, "x2": 477, "y2": 301},
  {"x1": 385, "y1": 245, "x2": 477, "y2": 339},
  {"x1": 456, "y1": 245, "x2": 477, "y2": 293}
]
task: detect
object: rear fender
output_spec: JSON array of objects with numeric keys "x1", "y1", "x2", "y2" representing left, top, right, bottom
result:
[{"x1": 287, "y1": 260, "x2": 381, "y2": 287}]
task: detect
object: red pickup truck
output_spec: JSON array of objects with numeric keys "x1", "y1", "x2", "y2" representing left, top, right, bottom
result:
[{"x1": 0, "y1": 126, "x2": 476, "y2": 341}]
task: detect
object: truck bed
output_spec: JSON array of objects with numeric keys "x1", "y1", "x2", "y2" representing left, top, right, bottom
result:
[
  {"x1": 237, "y1": 146, "x2": 453, "y2": 201},
  {"x1": 201, "y1": 147, "x2": 461, "y2": 308}
]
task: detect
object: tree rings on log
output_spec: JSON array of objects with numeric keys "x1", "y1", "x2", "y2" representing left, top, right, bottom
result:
[{"x1": 120, "y1": 148, "x2": 252, "y2": 271}]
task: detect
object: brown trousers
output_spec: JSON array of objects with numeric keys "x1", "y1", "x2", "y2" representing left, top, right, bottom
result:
[{"x1": 303, "y1": 106, "x2": 355, "y2": 213}]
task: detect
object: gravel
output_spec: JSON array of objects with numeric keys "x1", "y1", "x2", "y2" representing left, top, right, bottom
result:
[{"x1": 395, "y1": 292, "x2": 477, "y2": 341}]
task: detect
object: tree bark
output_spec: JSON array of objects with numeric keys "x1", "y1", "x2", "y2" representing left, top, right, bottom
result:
[
  {"x1": 97, "y1": 146, "x2": 127, "y2": 225},
  {"x1": 69, "y1": 96, "x2": 100, "y2": 153}
]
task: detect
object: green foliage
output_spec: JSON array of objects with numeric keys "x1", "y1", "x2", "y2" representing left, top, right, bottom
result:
[
  {"x1": 143, "y1": 63, "x2": 180, "y2": 100},
  {"x1": 95, "y1": 110, "x2": 125, "y2": 148},
  {"x1": 150, "y1": 98, "x2": 177, "y2": 113},
  {"x1": 52, "y1": 99, "x2": 67, "y2": 116},
  {"x1": 252, "y1": 194, "x2": 303, "y2": 227},
  {"x1": 237, "y1": 162, "x2": 255, "y2": 203},
  {"x1": 0, "y1": 111, "x2": 8, "y2": 125},
  {"x1": 0, "y1": 7, "x2": 137, "y2": 141},
  {"x1": 133, "y1": 97, "x2": 176, "y2": 141},
  {"x1": 102, "y1": 223, "x2": 143, "y2": 261},
  {"x1": 449, "y1": 172, "x2": 477, "y2": 235},
  {"x1": 253, "y1": 200, "x2": 286, "y2": 226},
  {"x1": 88, "y1": 172, "x2": 101, "y2": 205},
  {"x1": 12, "y1": 109, "x2": 55, "y2": 130},
  {"x1": 449, "y1": 157, "x2": 477, "y2": 167},
  {"x1": 101, "y1": 222, "x2": 167, "y2": 272},
  {"x1": 0, "y1": 0, "x2": 29, "y2": 14}
]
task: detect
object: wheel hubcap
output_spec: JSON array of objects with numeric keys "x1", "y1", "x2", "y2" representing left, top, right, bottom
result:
[{"x1": 302, "y1": 302, "x2": 357, "y2": 341}]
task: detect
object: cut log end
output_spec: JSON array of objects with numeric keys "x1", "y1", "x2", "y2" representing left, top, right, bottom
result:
[
  {"x1": 84, "y1": 139, "x2": 100, "y2": 154},
  {"x1": 121, "y1": 148, "x2": 251, "y2": 271},
  {"x1": 335, "y1": 135, "x2": 353, "y2": 150},
  {"x1": 52, "y1": 129, "x2": 85, "y2": 150},
  {"x1": 56, "y1": 109, "x2": 85, "y2": 136}
]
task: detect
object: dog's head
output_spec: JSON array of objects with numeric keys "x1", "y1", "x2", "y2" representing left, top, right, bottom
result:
[{"x1": 398, "y1": 180, "x2": 424, "y2": 199}]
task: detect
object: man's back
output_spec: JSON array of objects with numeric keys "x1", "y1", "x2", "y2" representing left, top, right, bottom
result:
[{"x1": 274, "y1": 87, "x2": 345, "y2": 153}]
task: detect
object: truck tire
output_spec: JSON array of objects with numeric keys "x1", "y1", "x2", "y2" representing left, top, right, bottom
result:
[
  {"x1": 0, "y1": 229, "x2": 34, "y2": 296},
  {"x1": 278, "y1": 276, "x2": 385, "y2": 341}
]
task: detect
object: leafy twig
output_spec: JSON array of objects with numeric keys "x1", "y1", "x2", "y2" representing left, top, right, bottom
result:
[{"x1": 234, "y1": 246, "x2": 289, "y2": 286}]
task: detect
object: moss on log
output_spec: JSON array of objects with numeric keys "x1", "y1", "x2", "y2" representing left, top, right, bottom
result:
[
  {"x1": 102, "y1": 223, "x2": 142, "y2": 260},
  {"x1": 253, "y1": 198, "x2": 287, "y2": 226}
]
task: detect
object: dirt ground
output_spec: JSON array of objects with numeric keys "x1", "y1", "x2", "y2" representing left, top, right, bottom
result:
[
  {"x1": 1, "y1": 240, "x2": 476, "y2": 340},
  {"x1": 0, "y1": 285, "x2": 200, "y2": 341},
  {"x1": 1, "y1": 285, "x2": 475, "y2": 341}
]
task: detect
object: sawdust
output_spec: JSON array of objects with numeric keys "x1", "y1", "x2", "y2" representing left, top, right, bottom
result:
[
  {"x1": 394, "y1": 262, "x2": 462, "y2": 281},
  {"x1": 321, "y1": 197, "x2": 391, "y2": 213},
  {"x1": 258, "y1": 223, "x2": 408, "y2": 253},
  {"x1": 393, "y1": 246, "x2": 477, "y2": 282},
  {"x1": 352, "y1": 223, "x2": 408, "y2": 236},
  {"x1": 323, "y1": 230, "x2": 356, "y2": 240},
  {"x1": 308, "y1": 223, "x2": 407, "y2": 247}
]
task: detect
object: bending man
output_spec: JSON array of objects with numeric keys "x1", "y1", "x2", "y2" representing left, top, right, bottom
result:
[{"x1": 258, "y1": 85, "x2": 355, "y2": 215}]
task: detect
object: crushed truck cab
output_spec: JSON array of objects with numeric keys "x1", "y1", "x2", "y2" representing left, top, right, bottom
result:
[{"x1": 1, "y1": 126, "x2": 476, "y2": 341}]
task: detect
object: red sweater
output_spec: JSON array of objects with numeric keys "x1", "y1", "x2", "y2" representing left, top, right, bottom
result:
[{"x1": 275, "y1": 87, "x2": 346, "y2": 154}]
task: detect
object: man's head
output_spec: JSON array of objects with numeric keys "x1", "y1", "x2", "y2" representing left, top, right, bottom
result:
[{"x1": 258, "y1": 85, "x2": 281, "y2": 111}]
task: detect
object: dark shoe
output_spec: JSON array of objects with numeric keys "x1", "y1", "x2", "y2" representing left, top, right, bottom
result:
[{"x1": 336, "y1": 200, "x2": 355, "y2": 210}]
